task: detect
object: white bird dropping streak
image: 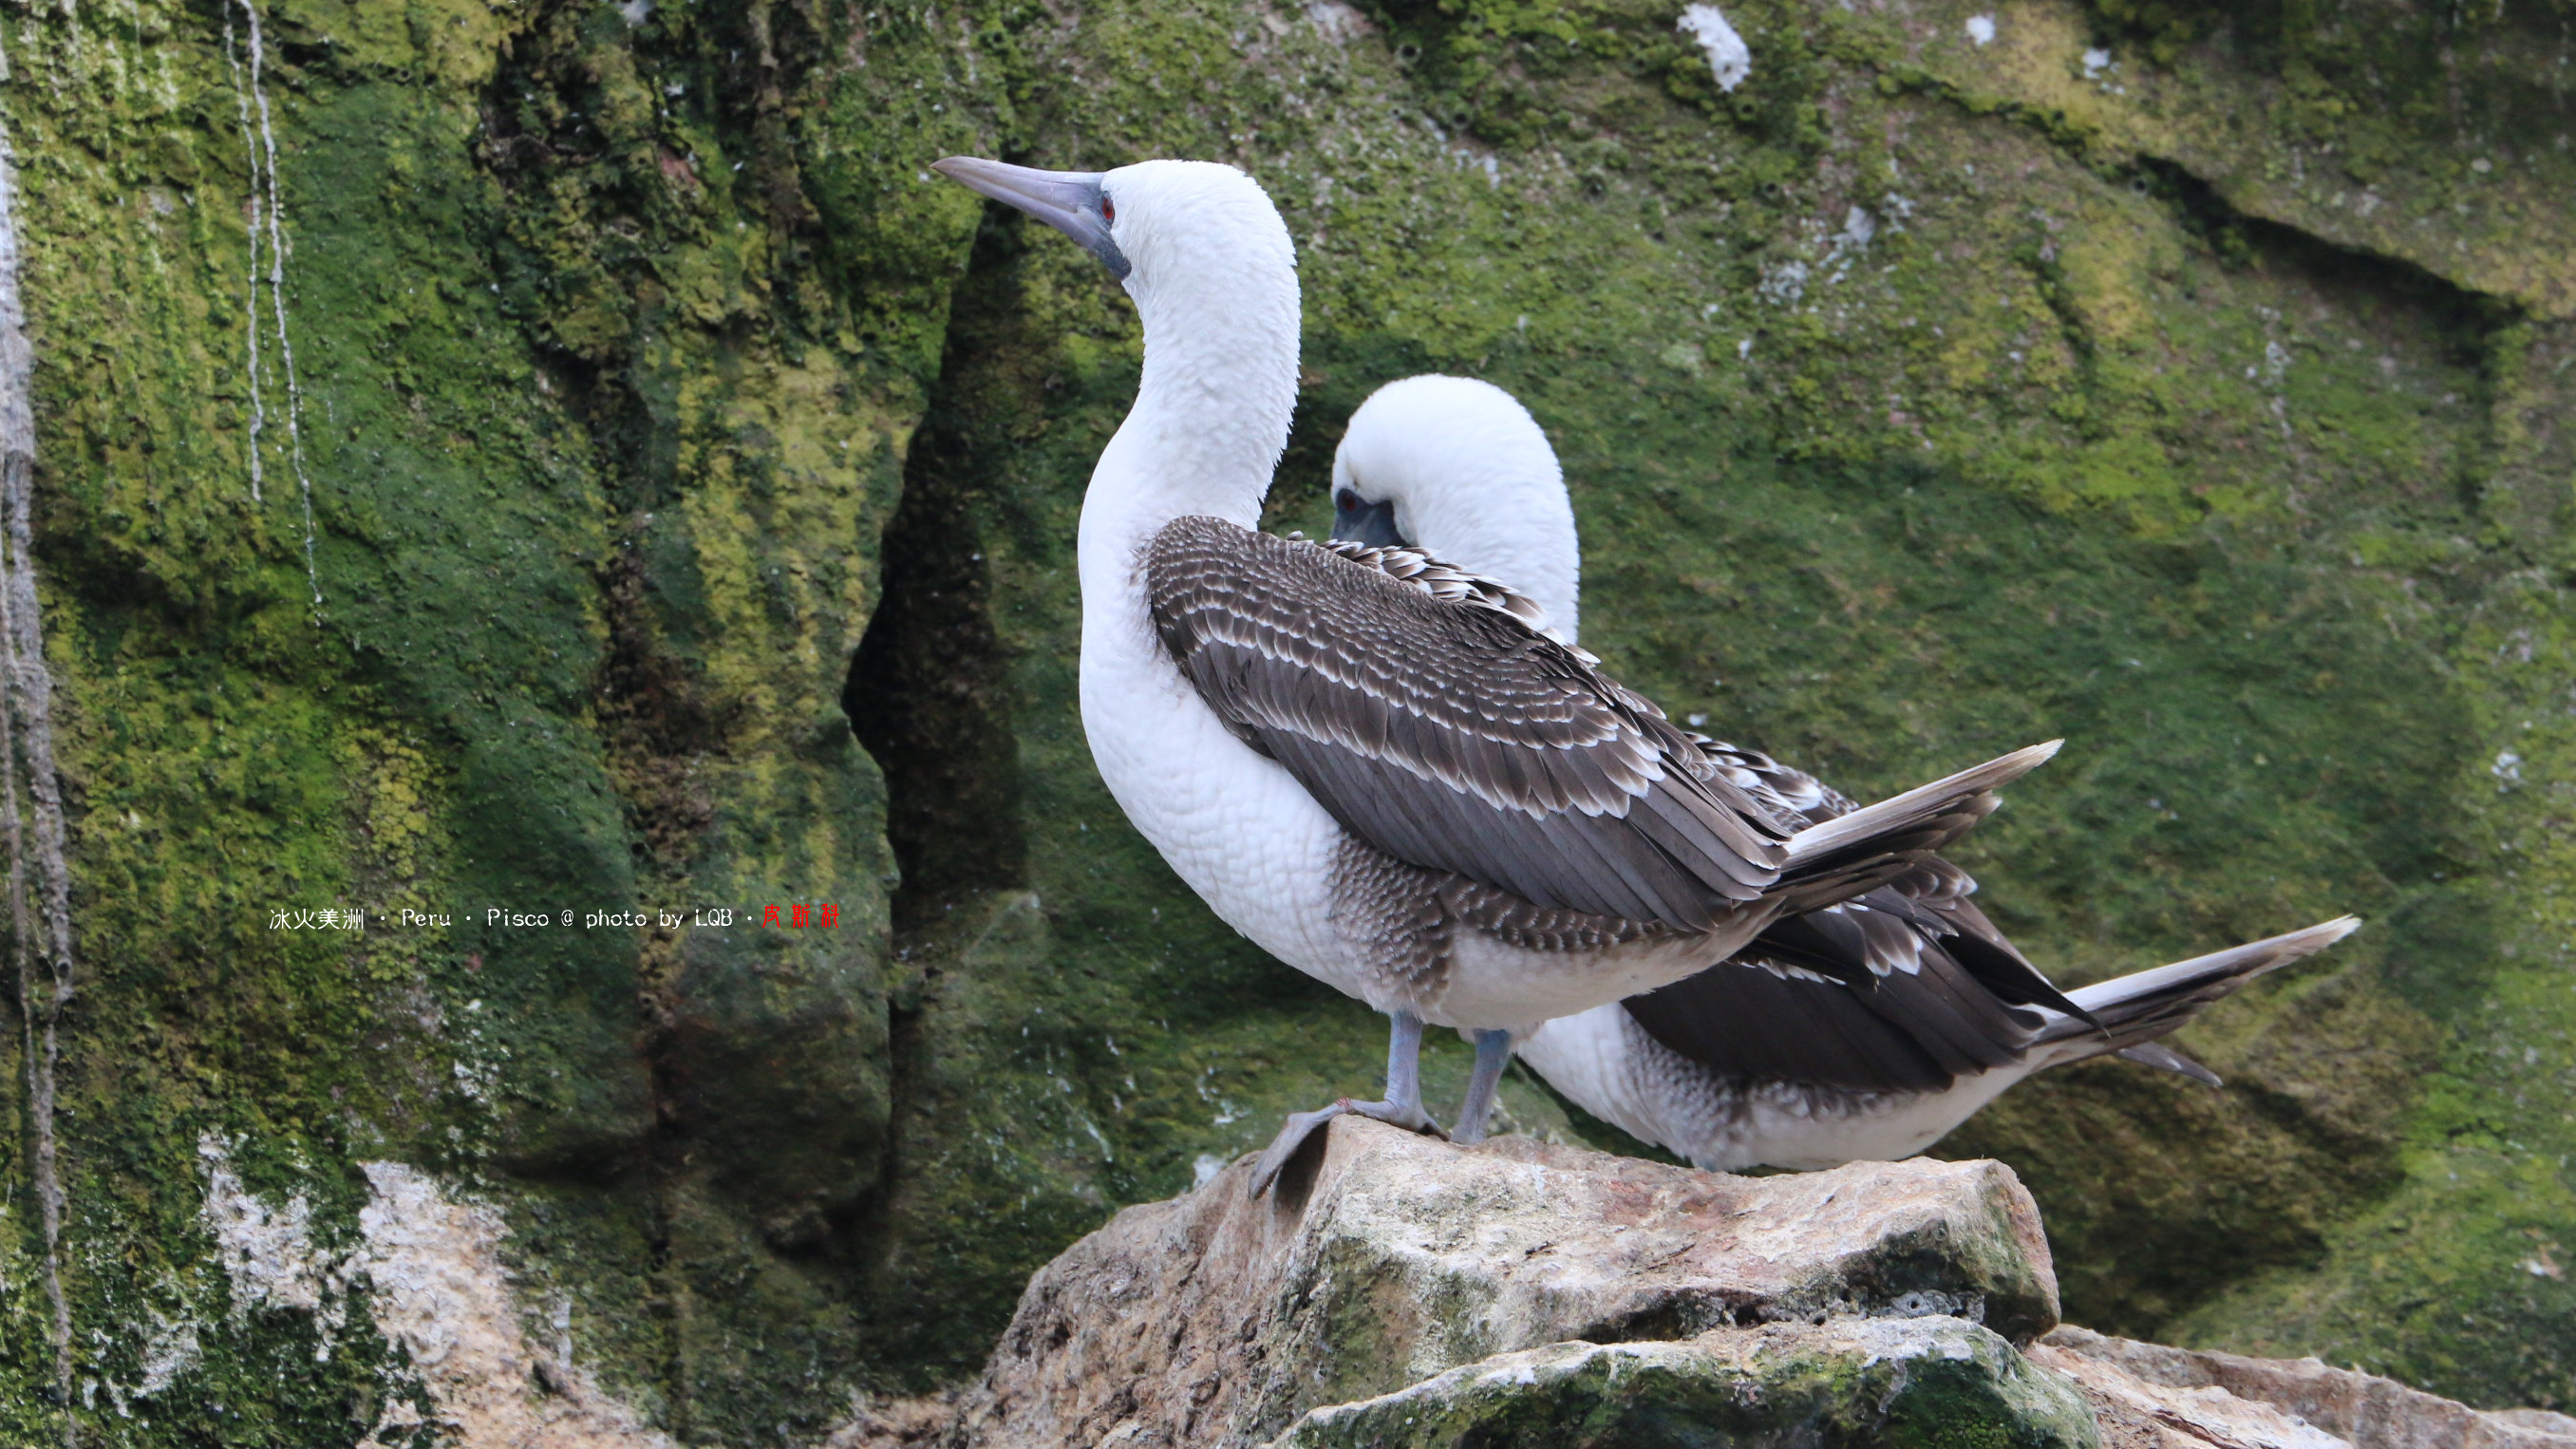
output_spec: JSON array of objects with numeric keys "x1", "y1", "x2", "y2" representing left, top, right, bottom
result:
[
  {"x1": 247, "y1": 2, "x2": 321, "y2": 606},
  {"x1": 0, "y1": 42, "x2": 79, "y2": 1438},
  {"x1": 228, "y1": 0, "x2": 323, "y2": 607},
  {"x1": 224, "y1": 3, "x2": 265, "y2": 504},
  {"x1": 1677, "y1": 4, "x2": 1752, "y2": 93}
]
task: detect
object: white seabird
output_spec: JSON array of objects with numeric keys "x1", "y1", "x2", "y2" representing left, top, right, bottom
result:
[
  {"x1": 1329, "y1": 373, "x2": 2363, "y2": 1172},
  {"x1": 929, "y1": 156, "x2": 2063, "y2": 1193}
]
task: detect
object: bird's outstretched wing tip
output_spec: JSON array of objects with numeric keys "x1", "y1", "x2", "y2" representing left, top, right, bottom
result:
[
  {"x1": 1967, "y1": 738, "x2": 2064, "y2": 788},
  {"x1": 2209, "y1": 913, "x2": 2364, "y2": 973},
  {"x1": 1999, "y1": 738, "x2": 2063, "y2": 773}
]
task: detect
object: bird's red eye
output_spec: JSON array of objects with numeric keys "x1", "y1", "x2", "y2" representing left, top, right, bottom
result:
[{"x1": 1100, "y1": 195, "x2": 1117, "y2": 224}]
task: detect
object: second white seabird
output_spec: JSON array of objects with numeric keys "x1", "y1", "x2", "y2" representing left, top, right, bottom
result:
[
  {"x1": 1328, "y1": 373, "x2": 2362, "y2": 1171},
  {"x1": 929, "y1": 155, "x2": 2063, "y2": 1193}
]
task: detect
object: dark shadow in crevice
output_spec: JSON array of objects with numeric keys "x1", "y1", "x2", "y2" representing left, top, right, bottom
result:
[
  {"x1": 835, "y1": 210, "x2": 1038, "y2": 1330},
  {"x1": 844, "y1": 222, "x2": 1031, "y2": 940},
  {"x1": 2129, "y1": 158, "x2": 2504, "y2": 334}
]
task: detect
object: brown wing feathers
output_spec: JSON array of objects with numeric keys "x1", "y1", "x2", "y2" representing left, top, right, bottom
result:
[
  {"x1": 1624, "y1": 914, "x2": 2052, "y2": 1093},
  {"x1": 1692, "y1": 734, "x2": 2090, "y2": 1016},
  {"x1": 1611, "y1": 737, "x2": 2092, "y2": 1093},
  {"x1": 1146, "y1": 517, "x2": 1792, "y2": 932},
  {"x1": 1146, "y1": 515, "x2": 2096, "y2": 1095}
]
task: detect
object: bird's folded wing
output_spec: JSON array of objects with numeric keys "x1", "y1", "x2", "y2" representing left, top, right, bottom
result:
[
  {"x1": 1645, "y1": 734, "x2": 2089, "y2": 1086},
  {"x1": 1690, "y1": 735, "x2": 2088, "y2": 1018},
  {"x1": 1623, "y1": 912, "x2": 2049, "y2": 1093},
  {"x1": 1145, "y1": 517, "x2": 1793, "y2": 932},
  {"x1": 1689, "y1": 737, "x2": 1862, "y2": 827}
]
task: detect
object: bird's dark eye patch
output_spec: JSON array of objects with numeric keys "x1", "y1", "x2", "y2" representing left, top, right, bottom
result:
[
  {"x1": 1100, "y1": 195, "x2": 1117, "y2": 224},
  {"x1": 1335, "y1": 490, "x2": 1361, "y2": 512}
]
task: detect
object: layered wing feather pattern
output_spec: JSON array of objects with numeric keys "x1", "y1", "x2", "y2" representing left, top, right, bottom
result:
[
  {"x1": 1146, "y1": 517, "x2": 1795, "y2": 932},
  {"x1": 1619, "y1": 735, "x2": 2094, "y2": 1094}
]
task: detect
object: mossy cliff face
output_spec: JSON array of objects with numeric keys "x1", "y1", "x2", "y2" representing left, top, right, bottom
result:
[
  {"x1": 0, "y1": 0, "x2": 990, "y2": 1440},
  {"x1": 0, "y1": 0, "x2": 2567, "y2": 1441}
]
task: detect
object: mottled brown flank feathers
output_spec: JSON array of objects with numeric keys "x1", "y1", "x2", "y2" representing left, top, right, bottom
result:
[
  {"x1": 1624, "y1": 738, "x2": 2096, "y2": 1094},
  {"x1": 1327, "y1": 837, "x2": 1663, "y2": 1014},
  {"x1": 1144, "y1": 517, "x2": 1793, "y2": 932},
  {"x1": 1325, "y1": 841, "x2": 1459, "y2": 1006}
]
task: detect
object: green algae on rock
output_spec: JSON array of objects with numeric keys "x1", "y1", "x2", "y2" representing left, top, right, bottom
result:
[
  {"x1": 1270, "y1": 1318, "x2": 2102, "y2": 1449},
  {"x1": 0, "y1": 0, "x2": 992, "y2": 1439}
]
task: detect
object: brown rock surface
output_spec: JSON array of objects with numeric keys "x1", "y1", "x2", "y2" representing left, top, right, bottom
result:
[
  {"x1": 951, "y1": 1119, "x2": 2064, "y2": 1446},
  {"x1": 2037, "y1": 1327, "x2": 2576, "y2": 1449},
  {"x1": 825, "y1": 1128, "x2": 2576, "y2": 1449}
]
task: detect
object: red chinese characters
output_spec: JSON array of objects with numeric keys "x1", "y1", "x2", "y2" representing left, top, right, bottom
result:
[{"x1": 756, "y1": 904, "x2": 841, "y2": 927}]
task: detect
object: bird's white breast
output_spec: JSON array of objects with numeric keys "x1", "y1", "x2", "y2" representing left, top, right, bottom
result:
[{"x1": 1076, "y1": 525, "x2": 1357, "y2": 994}]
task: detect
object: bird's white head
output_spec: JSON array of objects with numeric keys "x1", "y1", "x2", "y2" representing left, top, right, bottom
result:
[
  {"x1": 1331, "y1": 375, "x2": 1582, "y2": 641},
  {"x1": 931, "y1": 156, "x2": 1300, "y2": 529}
]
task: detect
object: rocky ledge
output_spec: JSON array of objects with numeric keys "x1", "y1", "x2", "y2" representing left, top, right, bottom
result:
[{"x1": 837, "y1": 1122, "x2": 2576, "y2": 1449}]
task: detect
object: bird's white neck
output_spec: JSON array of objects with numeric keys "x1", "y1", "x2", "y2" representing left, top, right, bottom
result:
[
  {"x1": 1077, "y1": 247, "x2": 1298, "y2": 564},
  {"x1": 1065, "y1": 226, "x2": 1347, "y2": 985}
]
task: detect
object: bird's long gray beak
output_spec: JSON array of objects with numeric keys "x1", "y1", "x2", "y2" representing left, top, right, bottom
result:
[
  {"x1": 1331, "y1": 494, "x2": 1406, "y2": 549},
  {"x1": 931, "y1": 157, "x2": 1131, "y2": 280}
]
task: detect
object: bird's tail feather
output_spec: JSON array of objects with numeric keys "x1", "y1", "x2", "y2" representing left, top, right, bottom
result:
[
  {"x1": 1760, "y1": 741, "x2": 2061, "y2": 913},
  {"x1": 2034, "y1": 916, "x2": 2362, "y2": 1073},
  {"x1": 2114, "y1": 1041, "x2": 2223, "y2": 1086}
]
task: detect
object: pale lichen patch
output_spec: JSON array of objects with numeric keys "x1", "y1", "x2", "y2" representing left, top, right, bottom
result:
[
  {"x1": 355, "y1": 1161, "x2": 675, "y2": 1449},
  {"x1": 196, "y1": 1133, "x2": 353, "y2": 1351}
]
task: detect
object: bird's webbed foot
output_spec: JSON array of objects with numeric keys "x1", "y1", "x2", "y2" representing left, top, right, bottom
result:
[
  {"x1": 1248, "y1": 1096, "x2": 1446, "y2": 1198},
  {"x1": 1246, "y1": 1010, "x2": 1445, "y2": 1197}
]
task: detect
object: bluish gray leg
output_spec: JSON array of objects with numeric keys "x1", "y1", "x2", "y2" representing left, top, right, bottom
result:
[
  {"x1": 1380, "y1": 1008, "x2": 1428, "y2": 1123},
  {"x1": 1451, "y1": 1028, "x2": 1515, "y2": 1145},
  {"x1": 1250, "y1": 1010, "x2": 1443, "y2": 1196}
]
